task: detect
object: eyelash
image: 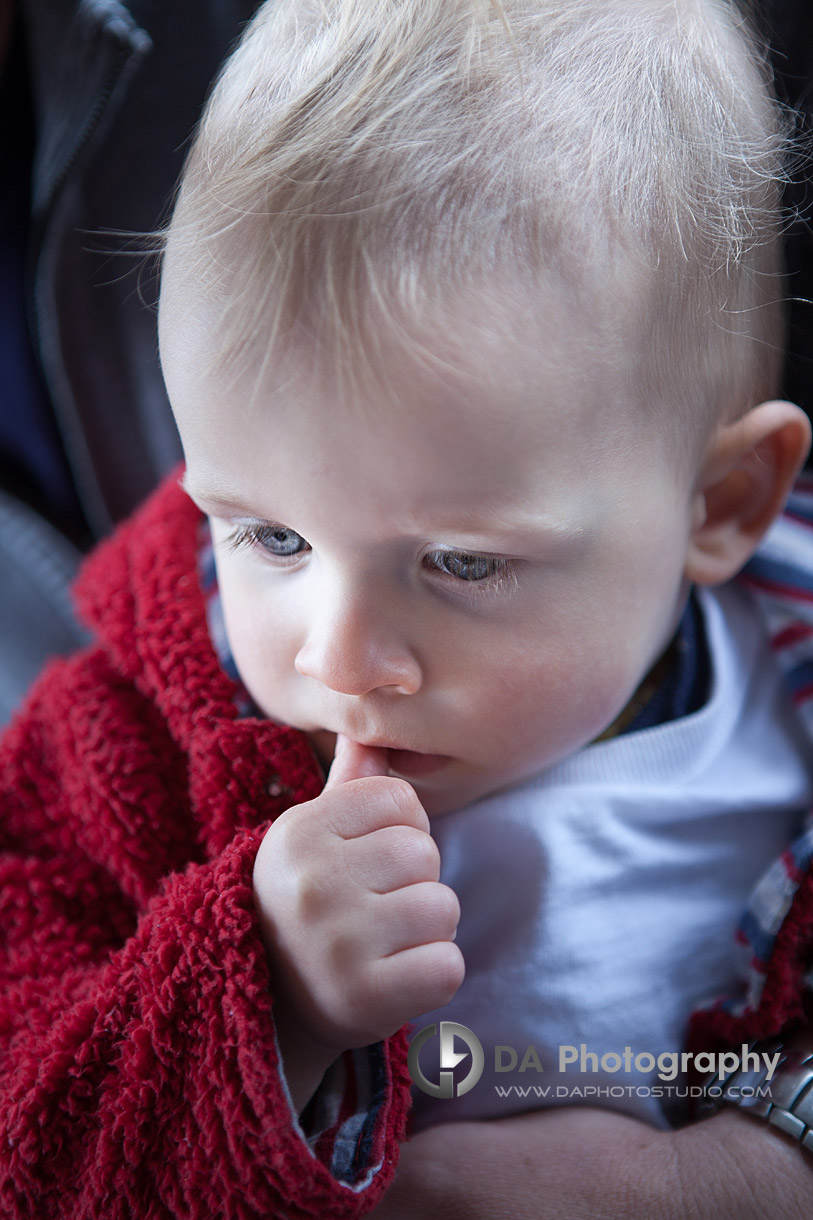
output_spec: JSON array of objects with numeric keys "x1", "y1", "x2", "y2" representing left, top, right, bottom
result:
[
  {"x1": 225, "y1": 524, "x2": 517, "y2": 590},
  {"x1": 227, "y1": 523, "x2": 309, "y2": 560},
  {"x1": 422, "y1": 549, "x2": 516, "y2": 590}
]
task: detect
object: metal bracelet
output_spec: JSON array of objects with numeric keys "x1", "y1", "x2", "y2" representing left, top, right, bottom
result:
[{"x1": 703, "y1": 1039, "x2": 813, "y2": 1153}]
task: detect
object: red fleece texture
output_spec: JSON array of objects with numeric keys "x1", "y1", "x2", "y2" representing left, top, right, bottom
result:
[{"x1": 0, "y1": 473, "x2": 410, "y2": 1219}]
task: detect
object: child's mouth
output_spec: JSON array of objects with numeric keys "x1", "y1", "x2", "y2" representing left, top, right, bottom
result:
[{"x1": 320, "y1": 730, "x2": 453, "y2": 778}]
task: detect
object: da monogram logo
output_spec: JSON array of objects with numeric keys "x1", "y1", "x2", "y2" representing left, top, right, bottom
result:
[{"x1": 408, "y1": 1021, "x2": 485, "y2": 1098}]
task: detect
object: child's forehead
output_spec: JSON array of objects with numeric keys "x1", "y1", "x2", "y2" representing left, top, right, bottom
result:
[
  {"x1": 162, "y1": 244, "x2": 630, "y2": 412},
  {"x1": 166, "y1": 272, "x2": 674, "y2": 514},
  {"x1": 160, "y1": 229, "x2": 701, "y2": 493}
]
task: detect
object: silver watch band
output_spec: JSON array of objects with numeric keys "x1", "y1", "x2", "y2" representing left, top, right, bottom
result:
[{"x1": 704, "y1": 1039, "x2": 813, "y2": 1152}]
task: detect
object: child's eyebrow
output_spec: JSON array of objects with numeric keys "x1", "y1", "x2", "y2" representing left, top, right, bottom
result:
[
  {"x1": 180, "y1": 476, "x2": 261, "y2": 518},
  {"x1": 182, "y1": 483, "x2": 311, "y2": 532}
]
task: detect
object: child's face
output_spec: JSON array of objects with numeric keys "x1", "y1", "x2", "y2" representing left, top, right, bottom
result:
[{"x1": 165, "y1": 291, "x2": 701, "y2": 815}]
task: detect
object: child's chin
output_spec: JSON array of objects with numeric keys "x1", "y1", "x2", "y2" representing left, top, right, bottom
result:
[
  {"x1": 402, "y1": 769, "x2": 493, "y2": 818},
  {"x1": 386, "y1": 748, "x2": 453, "y2": 778}
]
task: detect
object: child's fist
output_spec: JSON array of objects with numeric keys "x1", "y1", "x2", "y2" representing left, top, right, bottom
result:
[{"x1": 253, "y1": 735, "x2": 465, "y2": 1059}]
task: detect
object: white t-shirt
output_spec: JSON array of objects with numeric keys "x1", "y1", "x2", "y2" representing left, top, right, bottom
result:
[{"x1": 410, "y1": 583, "x2": 813, "y2": 1130}]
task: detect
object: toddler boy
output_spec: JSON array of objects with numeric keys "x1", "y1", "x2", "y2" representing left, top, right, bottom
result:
[{"x1": 3, "y1": 1, "x2": 813, "y2": 1217}]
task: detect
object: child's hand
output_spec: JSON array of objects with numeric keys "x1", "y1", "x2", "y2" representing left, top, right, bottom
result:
[{"x1": 253, "y1": 734, "x2": 464, "y2": 1109}]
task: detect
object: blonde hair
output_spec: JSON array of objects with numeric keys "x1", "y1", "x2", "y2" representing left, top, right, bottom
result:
[{"x1": 162, "y1": 0, "x2": 790, "y2": 452}]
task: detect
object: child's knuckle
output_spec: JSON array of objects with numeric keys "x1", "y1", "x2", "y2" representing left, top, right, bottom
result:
[
  {"x1": 381, "y1": 776, "x2": 426, "y2": 822},
  {"x1": 430, "y1": 941, "x2": 466, "y2": 1004},
  {"x1": 429, "y1": 881, "x2": 461, "y2": 931},
  {"x1": 396, "y1": 825, "x2": 439, "y2": 873}
]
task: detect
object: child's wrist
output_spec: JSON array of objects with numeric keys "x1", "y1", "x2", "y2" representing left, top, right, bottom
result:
[{"x1": 272, "y1": 1004, "x2": 344, "y2": 1117}]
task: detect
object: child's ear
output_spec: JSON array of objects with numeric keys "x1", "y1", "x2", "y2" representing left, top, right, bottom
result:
[{"x1": 685, "y1": 400, "x2": 811, "y2": 586}]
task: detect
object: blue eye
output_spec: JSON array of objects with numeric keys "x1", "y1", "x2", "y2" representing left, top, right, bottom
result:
[
  {"x1": 227, "y1": 523, "x2": 311, "y2": 558},
  {"x1": 425, "y1": 550, "x2": 512, "y2": 583}
]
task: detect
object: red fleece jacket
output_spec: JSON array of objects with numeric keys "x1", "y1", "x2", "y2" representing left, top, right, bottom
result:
[
  {"x1": 0, "y1": 474, "x2": 410, "y2": 1220},
  {"x1": 1, "y1": 473, "x2": 811, "y2": 1217}
]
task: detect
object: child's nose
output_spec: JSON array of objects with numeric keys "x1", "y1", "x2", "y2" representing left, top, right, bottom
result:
[{"x1": 293, "y1": 582, "x2": 422, "y2": 697}]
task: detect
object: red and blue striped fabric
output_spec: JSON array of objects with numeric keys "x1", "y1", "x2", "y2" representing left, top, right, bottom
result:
[{"x1": 721, "y1": 476, "x2": 813, "y2": 1016}]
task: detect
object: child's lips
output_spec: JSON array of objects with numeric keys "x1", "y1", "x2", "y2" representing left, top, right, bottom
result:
[{"x1": 325, "y1": 732, "x2": 453, "y2": 777}]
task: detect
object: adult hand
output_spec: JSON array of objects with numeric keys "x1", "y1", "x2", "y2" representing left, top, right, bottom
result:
[{"x1": 371, "y1": 1103, "x2": 812, "y2": 1220}]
